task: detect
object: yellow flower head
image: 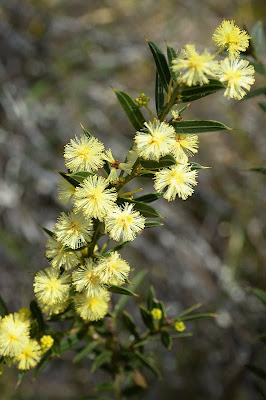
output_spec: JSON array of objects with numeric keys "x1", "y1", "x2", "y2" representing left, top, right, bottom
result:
[
  {"x1": 0, "y1": 313, "x2": 30, "y2": 357},
  {"x1": 105, "y1": 203, "x2": 146, "y2": 242},
  {"x1": 74, "y1": 290, "x2": 110, "y2": 321},
  {"x1": 72, "y1": 259, "x2": 103, "y2": 296},
  {"x1": 39, "y1": 299, "x2": 70, "y2": 316},
  {"x1": 154, "y1": 164, "x2": 198, "y2": 201},
  {"x1": 174, "y1": 321, "x2": 186, "y2": 332},
  {"x1": 40, "y1": 335, "x2": 54, "y2": 352},
  {"x1": 217, "y1": 58, "x2": 255, "y2": 100},
  {"x1": 172, "y1": 134, "x2": 199, "y2": 163},
  {"x1": 34, "y1": 267, "x2": 71, "y2": 305},
  {"x1": 172, "y1": 45, "x2": 218, "y2": 86},
  {"x1": 46, "y1": 236, "x2": 82, "y2": 270},
  {"x1": 74, "y1": 175, "x2": 117, "y2": 221},
  {"x1": 16, "y1": 339, "x2": 42, "y2": 370},
  {"x1": 212, "y1": 20, "x2": 250, "y2": 58},
  {"x1": 58, "y1": 177, "x2": 76, "y2": 205},
  {"x1": 64, "y1": 134, "x2": 105, "y2": 172},
  {"x1": 18, "y1": 307, "x2": 31, "y2": 321},
  {"x1": 54, "y1": 211, "x2": 93, "y2": 250},
  {"x1": 134, "y1": 120, "x2": 175, "y2": 161},
  {"x1": 151, "y1": 308, "x2": 162, "y2": 320},
  {"x1": 95, "y1": 251, "x2": 130, "y2": 285}
]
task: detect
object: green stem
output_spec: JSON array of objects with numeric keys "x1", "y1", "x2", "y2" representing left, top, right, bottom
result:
[
  {"x1": 87, "y1": 221, "x2": 103, "y2": 257},
  {"x1": 159, "y1": 84, "x2": 182, "y2": 121}
]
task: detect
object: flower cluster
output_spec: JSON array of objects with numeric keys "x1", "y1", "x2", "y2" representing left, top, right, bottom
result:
[{"x1": 172, "y1": 20, "x2": 255, "y2": 100}]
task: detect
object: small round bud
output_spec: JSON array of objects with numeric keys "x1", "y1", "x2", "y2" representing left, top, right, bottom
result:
[
  {"x1": 174, "y1": 321, "x2": 186, "y2": 332},
  {"x1": 151, "y1": 308, "x2": 162, "y2": 320}
]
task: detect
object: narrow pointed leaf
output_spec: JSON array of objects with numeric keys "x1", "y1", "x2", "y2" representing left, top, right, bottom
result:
[
  {"x1": 80, "y1": 123, "x2": 92, "y2": 138},
  {"x1": 58, "y1": 171, "x2": 80, "y2": 187},
  {"x1": 114, "y1": 89, "x2": 145, "y2": 130},
  {"x1": 147, "y1": 40, "x2": 171, "y2": 92},
  {"x1": 40, "y1": 226, "x2": 54, "y2": 238},
  {"x1": 246, "y1": 286, "x2": 266, "y2": 305},
  {"x1": 147, "y1": 285, "x2": 157, "y2": 310},
  {"x1": 243, "y1": 87, "x2": 266, "y2": 99},
  {"x1": 134, "y1": 351, "x2": 162, "y2": 378},
  {"x1": 161, "y1": 330, "x2": 172, "y2": 350},
  {"x1": 34, "y1": 352, "x2": 51, "y2": 377},
  {"x1": 145, "y1": 221, "x2": 164, "y2": 229},
  {"x1": 108, "y1": 285, "x2": 138, "y2": 296},
  {"x1": 69, "y1": 171, "x2": 94, "y2": 183},
  {"x1": 140, "y1": 154, "x2": 177, "y2": 169},
  {"x1": 167, "y1": 45, "x2": 179, "y2": 81},
  {"x1": 155, "y1": 72, "x2": 165, "y2": 114},
  {"x1": 190, "y1": 162, "x2": 211, "y2": 170},
  {"x1": 91, "y1": 350, "x2": 112, "y2": 373},
  {"x1": 135, "y1": 192, "x2": 163, "y2": 203},
  {"x1": 179, "y1": 79, "x2": 225, "y2": 102},
  {"x1": 176, "y1": 303, "x2": 202, "y2": 318},
  {"x1": 177, "y1": 313, "x2": 216, "y2": 322},
  {"x1": 117, "y1": 197, "x2": 163, "y2": 218},
  {"x1": 139, "y1": 306, "x2": 154, "y2": 330},
  {"x1": 73, "y1": 342, "x2": 98, "y2": 364},
  {"x1": 30, "y1": 300, "x2": 45, "y2": 333},
  {"x1": 171, "y1": 120, "x2": 231, "y2": 134},
  {"x1": 259, "y1": 101, "x2": 266, "y2": 112},
  {"x1": 0, "y1": 295, "x2": 8, "y2": 317},
  {"x1": 249, "y1": 167, "x2": 266, "y2": 174},
  {"x1": 122, "y1": 311, "x2": 139, "y2": 336}
]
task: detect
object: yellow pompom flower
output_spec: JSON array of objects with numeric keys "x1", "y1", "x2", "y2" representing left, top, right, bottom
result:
[
  {"x1": 58, "y1": 178, "x2": 76, "y2": 205},
  {"x1": 39, "y1": 299, "x2": 70, "y2": 316},
  {"x1": 212, "y1": 20, "x2": 250, "y2": 59},
  {"x1": 217, "y1": 58, "x2": 255, "y2": 100},
  {"x1": 134, "y1": 120, "x2": 175, "y2": 161},
  {"x1": 74, "y1": 175, "x2": 117, "y2": 221},
  {"x1": 172, "y1": 45, "x2": 218, "y2": 86},
  {"x1": 0, "y1": 313, "x2": 30, "y2": 357},
  {"x1": 105, "y1": 203, "x2": 146, "y2": 242},
  {"x1": 16, "y1": 339, "x2": 42, "y2": 370},
  {"x1": 64, "y1": 134, "x2": 105, "y2": 172},
  {"x1": 174, "y1": 321, "x2": 186, "y2": 332},
  {"x1": 46, "y1": 237, "x2": 82, "y2": 270},
  {"x1": 74, "y1": 290, "x2": 110, "y2": 321},
  {"x1": 171, "y1": 134, "x2": 199, "y2": 163},
  {"x1": 72, "y1": 259, "x2": 103, "y2": 296},
  {"x1": 34, "y1": 267, "x2": 71, "y2": 305},
  {"x1": 54, "y1": 211, "x2": 93, "y2": 250},
  {"x1": 18, "y1": 307, "x2": 31, "y2": 321},
  {"x1": 151, "y1": 308, "x2": 162, "y2": 320},
  {"x1": 154, "y1": 164, "x2": 198, "y2": 201},
  {"x1": 95, "y1": 251, "x2": 130, "y2": 285},
  {"x1": 40, "y1": 335, "x2": 54, "y2": 353}
]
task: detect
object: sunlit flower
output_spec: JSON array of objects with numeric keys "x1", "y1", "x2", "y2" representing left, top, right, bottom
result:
[
  {"x1": 34, "y1": 267, "x2": 71, "y2": 305},
  {"x1": 105, "y1": 203, "x2": 146, "y2": 242},
  {"x1": 174, "y1": 321, "x2": 186, "y2": 332},
  {"x1": 72, "y1": 259, "x2": 104, "y2": 296},
  {"x1": 46, "y1": 237, "x2": 82, "y2": 270},
  {"x1": 151, "y1": 308, "x2": 162, "y2": 320},
  {"x1": 40, "y1": 335, "x2": 54, "y2": 353},
  {"x1": 74, "y1": 175, "x2": 117, "y2": 221},
  {"x1": 16, "y1": 339, "x2": 42, "y2": 370},
  {"x1": 95, "y1": 251, "x2": 130, "y2": 285},
  {"x1": 172, "y1": 45, "x2": 218, "y2": 86},
  {"x1": 217, "y1": 58, "x2": 255, "y2": 100},
  {"x1": 58, "y1": 178, "x2": 76, "y2": 205},
  {"x1": 134, "y1": 120, "x2": 175, "y2": 161},
  {"x1": 74, "y1": 290, "x2": 110, "y2": 321},
  {"x1": 171, "y1": 134, "x2": 199, "y2": 163},
  {"x1": 54, "y1": 211, "x2": 93, "y2": 250},
  {"x1": 0, "y1": 313, "x2": 30, "y2": 357},
  {"x1": 64, "y1": 134, "x2": 105, "y2": 172},
  {"x1": 154, "y1": 164, "x2": 198, "y2": 201},
  {"x1": 212, "y1": 20, "x2": 250, "y2": 58}
]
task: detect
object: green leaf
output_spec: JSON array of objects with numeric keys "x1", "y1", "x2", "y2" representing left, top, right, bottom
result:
[
  {"x1": 139, "y1": 306, "x2": 154, "y2": 330},
  {"x1": 145, "y1": 221, "x2": 164, "y2": 228},
  {"x1": 30, "y1": 300, "x2": 45, "y2": 333},
  {"x1": 140, "y1": 154, "x2": 177, "y2": 169},
  {"x1": 249, "y1": 167, "x2": 266, "y2": 174},
  {"x1": 40, "y1": 225, "x2": 54, "y2": 238},
  {"x1": 34, "y1": 352, "x2": 51, "y2": 377},
  {"x1": 0, "y1": 295, "x2": 8, "y2": 317},
  {"x1": 114, "y1": 89, "x2": 145, "y2": 131},
  {"x1": 171, "y1": 120, "x2": 231, "y2": 134},
  {"x1": 190, "y1": 162, "x2": 211, "y2": 170},
  {"x1": 58, "y1": 171, "x2": 80, "y2": 187},
  {"x1": 57, "y1": 333, "x2": 81, "y2": 355},
  {"x1": 167, "y1": 45, "x2": 179, "y2": 81},
  {"x1": 147, "y1": 40, "x2": 171, "y2": 92},
  {"x1": 91, "y1": 350, "x2": 112, "y2": 373},
  {"x1": 177, "y1": 313, "x2": 216, "y2": 322},
  {"x1": 69, "y1": 171, "x2": 94, "y2": 183},
  {"x1": 246, "y1": 286, "x2": 266, "y2": 306},
  {"x1": 259, "y1": 101, "x2": 266, "y2": 112},
  {"x1": 80, "y1": 123, "x2": 92, "y2": 138},
  {"x1": 134, "y1": 351, "x2": 162, "y2": 378},
  {"x1": 179, "y1": 79, "x2": 225, "y2": 102},
  {"x1": 247, "y1": 364, "x2": 266, "y2": 381},
  {"x1": 176, "y1": 303, "x2": 202, "y2": 318},
  {"x1": 243, "y1": 87, "x2": 266, "y2": 99},
  {"x1": 248, "y1": 59, "x2": 266, "y2": 76},
  {"x1": 107, "y1": 285, "x2": 138, "y2": 296},
  {"x1": 122, "y1": 311, "x2": 139, "y2": 336},
  {"x1": 155, "y1": 72, "x2": 165, "y2": 115},
  {"x1": 95, "y1": 382, "x2": 115, "y2": 393},
  {"x1": 110, "y1": 241, "x2": 129, "y2": 252},
  {"x1": 17, "y1": 371, "x2": 28, "y2": 387},
  {"x1": 117, "y1": 197, "x2": 163, "y2": 218},
  {"x1": 73, "y1": 342, "x2": 98, "y2": 364},
  {"x1": 170, "y1": 333, "x2": 193, "y2": 339},
  {"x1": 134, "y1": 192, "x2": 163, "y2": 203},
  {"x1": 251, "y1": 21, "x2": 265, "y2": 58},
  {"x1": 147, "y1": 285, "x2": 157, "y2": 310},
  {"x1": 161, "y1": 330, "x2": 172, "y2": 350}
]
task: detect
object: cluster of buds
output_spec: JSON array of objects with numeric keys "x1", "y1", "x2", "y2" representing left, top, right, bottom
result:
[{"x1": 135, "y1": 92, "x2": 150, "y2": 108}]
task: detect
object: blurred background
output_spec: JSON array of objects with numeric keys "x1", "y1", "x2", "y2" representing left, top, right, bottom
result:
[{"x1": 0, "y1": 0, "x2": 266, "y2": 399}]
